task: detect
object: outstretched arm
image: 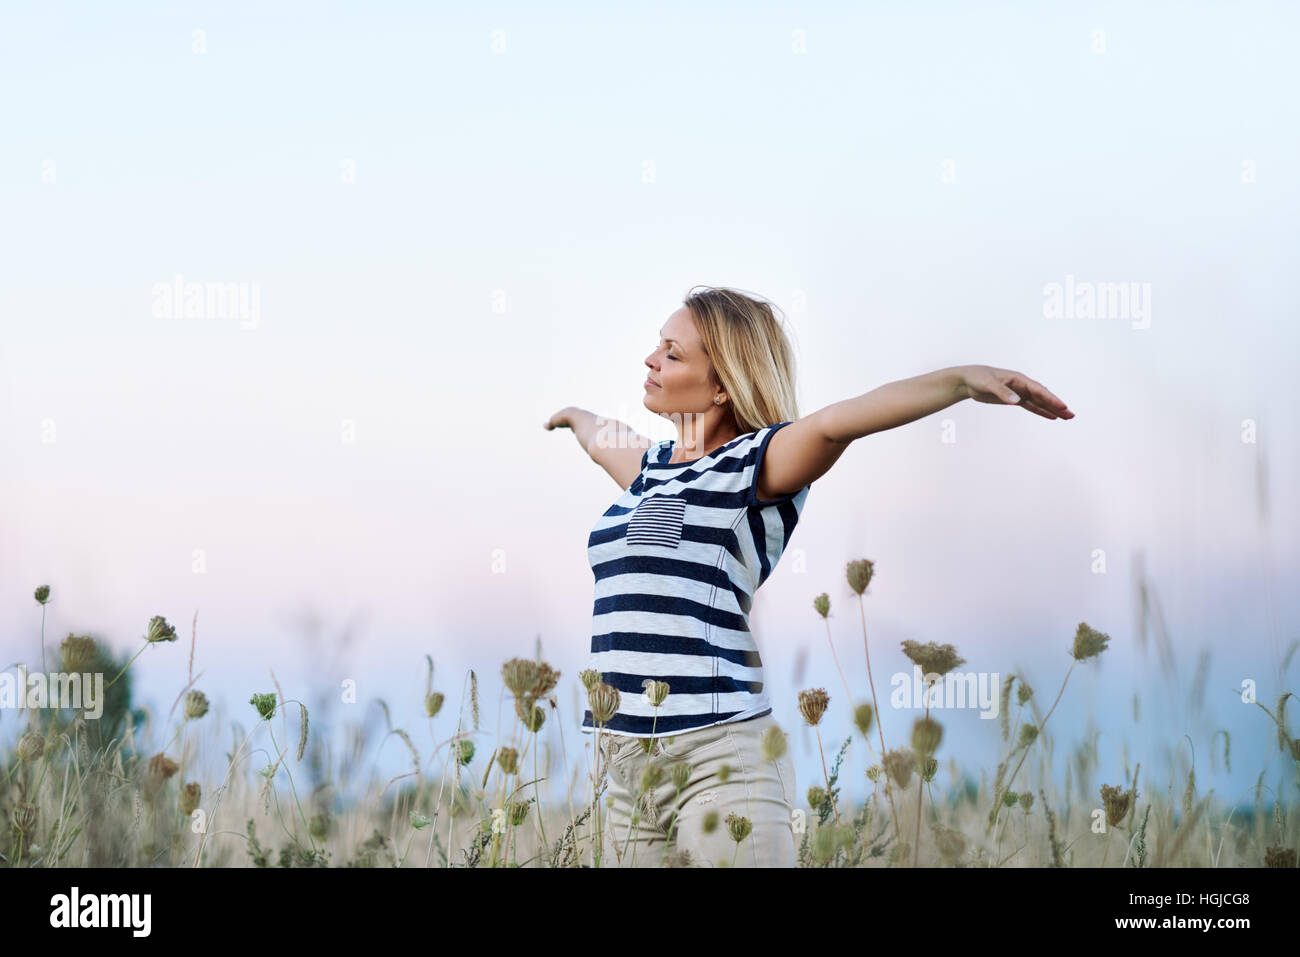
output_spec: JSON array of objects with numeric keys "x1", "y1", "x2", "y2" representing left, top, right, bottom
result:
[
  {"x1": 544, "y1": 406, "x2": 655, "y2": 491},
  {"x1": 754, "y1": 365, "x2": 1074, "y2": 503}
]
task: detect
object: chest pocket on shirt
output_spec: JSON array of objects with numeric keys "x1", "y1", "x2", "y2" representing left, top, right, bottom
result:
[{"x1": 626, "y1": 494, "x2": 687, "y2": 547}]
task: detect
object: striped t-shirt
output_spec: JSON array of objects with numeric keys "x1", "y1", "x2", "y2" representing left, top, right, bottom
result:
[{"x1": 581, "y1": 421, "x2": 811, "y2": 739}]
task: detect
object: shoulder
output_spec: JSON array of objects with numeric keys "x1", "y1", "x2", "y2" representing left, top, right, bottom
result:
[{"x1": 640, "y1": 438, "x2": 672, "y2": 470}]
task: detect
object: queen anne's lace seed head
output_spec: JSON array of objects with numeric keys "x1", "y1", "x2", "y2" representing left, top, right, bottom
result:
[
  {"x1": 1100, "y1": 783, "x2": 1134, "y2": 827},
  {"x1": 760, "y1": 724, "x2": 788, "y2": 762},
  {"x1": 185, "y1": 690, "x2": 210, "y2": 720},
  {"x1": 642, "y1": 679, "x2": 670, "y2": 707},
  {"x1": 798, "y1": 688, "x2": 830, "y2": 726},
  {"x1": 725, "y1": 812, "x2": 752, "y2": 843},
  {"x1": 17, "y1": 732, "x2": 44, "y2": 762},
  {"x1": 911, "y1": 717, "x2": 943, "y2": 756},
  {"x1": 900, "y1": 640, "x2": 966, "y2": 679},
  {"x1": 1071, "y1": 622, "x2": 1111, "y2": 661},
  {"x1": 587, "y1": 682, "x2": 620, "y2": 723},
  {"x1": 845, "y1": 559, "x2": 874, "y2": 595},
  {"x1": 60, "y1": 634, "x2": 97, "y2": 673},
  {"x1": 882, "y1": 749, "x2": 916, "y2": 789},
  {"x1": 496, "y1": 747, "x2": 518, "y2": 775},
  {"x1": 145, "y1": 615, "x2": 178, "y2": 643}
]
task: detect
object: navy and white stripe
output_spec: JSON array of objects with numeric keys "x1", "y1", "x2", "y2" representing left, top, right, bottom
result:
[{"x1": 582, "y1": 421, "x2": 811, "y2": 738}]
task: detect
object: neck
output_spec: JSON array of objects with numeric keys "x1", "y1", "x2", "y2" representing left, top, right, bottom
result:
[{"x1": 671, "y1": 412, "x2": 738, "y2": 460}]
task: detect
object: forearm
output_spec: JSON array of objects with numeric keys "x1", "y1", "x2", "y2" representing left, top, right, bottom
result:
[
  {"x1": 564, "y1": 407, "x2": 643, "y2": 457},
  {"x1": 814, "y1": 366, "x2": 968, "y2": 443}
]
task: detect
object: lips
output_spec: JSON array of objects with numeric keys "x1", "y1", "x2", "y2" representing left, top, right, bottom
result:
[{"x1": 644, "y1": 377, "x2": 660, "y2": 388}]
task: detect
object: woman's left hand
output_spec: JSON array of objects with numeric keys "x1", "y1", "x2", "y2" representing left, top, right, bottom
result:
[{"x1": 959, "y1": 365, "x2": 1074, "y2": 420}]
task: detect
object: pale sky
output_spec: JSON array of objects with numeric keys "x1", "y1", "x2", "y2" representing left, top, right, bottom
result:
[{"x1": 2, "y1": 0, "x2": 1298, "y2": 812}]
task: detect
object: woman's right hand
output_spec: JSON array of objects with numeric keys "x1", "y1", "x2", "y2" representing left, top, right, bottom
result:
[{"x1": 543, "y1": 407, "x2": 575, "y2": 431}]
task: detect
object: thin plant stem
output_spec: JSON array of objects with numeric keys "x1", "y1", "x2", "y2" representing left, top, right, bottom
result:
[
  {"x1": 857, "y1": 593, "x2": 901, "y2": 841},
  {"x1": 988, "y1": 659, "x2": 1076, "y2": 837},
  {"x1": 913, "y1": 697, "x2": 930, "y2": 868},
  {"x1": 814, "y1": 726, "x2": 841, "y2": 824},
  {"x1": 824, "y1": 617, "x2": 878, "y2": 762}
]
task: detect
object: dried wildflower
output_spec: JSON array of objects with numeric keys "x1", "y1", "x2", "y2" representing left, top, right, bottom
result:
[
  {"x1": 725, "y1": 812, "x2": 752, "y2": 843},
  {"x1": 1018, "y1": 792, "x2": 1035, "y2": 812},
  {"x1": 34, "y1": 585, "x2": 51, "y2": 605},
  {"x1": 17, "y1": 731, "x2": 45, "y2": 762},
  {"x1": 807, "y1": 785, "x2": 827, "y2": 810},
  {"x1": 760, "y1": 724, "x2": 787, "y2": 762},
  {"x1": 865, "y1": 765, "x2": 881, "y2": 783},
  {"x1": 533, "y1": 662, "x2": 561, "y2": 698},
  {"x1": 671, "y1": 762, "x2": 691, "y2": 791},
  {"x1": 882, "y1": 749, "x2": 916, "y2": 790},
  {"x1": 579, "y1": 668, "x2": 600, "y2": 691},
  {"x1": 249, "y1": 692, "x2": 276, "y2": 721},
  {"x1": 911, "y1": 717, "x2": 943, "y2": 756},
  {"x1": 701, "y1": 810, "x2": 719, "y2": 834},
  {"x1": 812, "y1": 825, "x2": 836, "y2": 863},
  {"x1": 496, "y1": 747, "x2": 518, "y2": 775},
  {"x1": 663, "y1": 848, "x2": 695, "y2": 868},
  {"x1": 919, "y1": 756, "x2": 938, "y2": 782},
  {"x1": 1016, "y1": 683, "x2": 1033, "y2": 705},
  {"x1": 1002, "y1": 790, "x2": 1021, "y2": 808},
  {"x1": 1264, "y1": 845, "x2": 1296, "y2": 868},
  {"x1": 456, "y1": 739, "x2": 475, "y2": 766},
  {"x1": 502, "y1": 658, "x2": 539, "y2": 699},
  {"x1": 145, "y1": 615, "x2": 178, "y2": 643},
  {"x1": 1019, "y1": 724, "x2": 1038, "y2": 747},
  {"x1": 309, "y1": 813, "x2": 331, "y2": 841},
  {"x1": 717, "y1": 764, "x2": 732, "y2": 784},
  {"x1": 588, "y1": 682, "x2": 620, "y2": 723},
  {"x1": 60, "y1": 634, "x2": 97, "y2": 673},
  {"x1": 184, "y1": 690, "x2": 209, "y2": 720},
  {"x1": 1071, "y1": 622, "x2": 1110, "y2": 661},
  {"x1": 411, "y1": 812, "x2": 431, "y2": 829},
  {"x1": 508, "y1": 801, "x2": 530, "y2": 826},
  {"x1": 179, "y1": 782, "x2": 202, "y2": 817},
  {"x1": 813, "y1": 593, "x2": 830, "y2": 618},
  {"x1": 853, "y1": 703, "x2": 874, "y2": 737},
  {"x1": 142, "y1": 752, "x2": 180, "y2": 797},
  {"x1": 798, "y1": 688, "x2": 830, "y2": 726},
  {"x1": 10, "y1": 803, "x2": 38, "y2": 835},
  {"x1": 932, "y1": 823, "x2": 966, "y2": 865},
  {"x1": 641, "y1": 679, "x2": 670, "y2": 707},
  {"x1": 640, "y1": 763, "x2": 665, "y2": 794},
  {"x1": 845, "y1": 559, "x2": 875, "y2": 595},
  {"x1": 424, "y1": 692, "x2": 444, "y2": 718},
  {"x1": 1100, "y1": 784, "x2": 1133, "y2": 828},
  {"x1": 516, "y1": 698, "x2": 545, "y2": 732},
  {"x1": 900, "y1": 640, "x2": 966, "y2": 680}
]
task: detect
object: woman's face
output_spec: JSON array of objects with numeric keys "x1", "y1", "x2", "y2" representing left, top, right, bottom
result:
[{"x1": 642, "y1": 306, "x2": 723, "y2": 418}]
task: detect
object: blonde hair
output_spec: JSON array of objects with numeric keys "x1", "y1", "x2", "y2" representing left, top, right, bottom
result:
[{"x1": 682, "y1": 285, "x2": 799, "y2": 435}]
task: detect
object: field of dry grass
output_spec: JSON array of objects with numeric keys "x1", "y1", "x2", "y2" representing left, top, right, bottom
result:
[{"x1": 4, "y1": 563, "x2": 1298, "y2": 868}]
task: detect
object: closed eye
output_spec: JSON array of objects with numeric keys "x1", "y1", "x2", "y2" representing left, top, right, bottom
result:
[{"x1": 666, "y1": 352, "x2": 679, "y2": 361}]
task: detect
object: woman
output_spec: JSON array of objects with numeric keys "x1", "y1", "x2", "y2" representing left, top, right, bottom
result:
[{"x1": 544, "y1": 286, "x2": 1072, "y2": 867}]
